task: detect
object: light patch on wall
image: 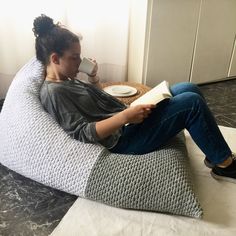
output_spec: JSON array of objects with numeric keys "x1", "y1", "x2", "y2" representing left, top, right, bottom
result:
[
  {"x1": 0, "y1": 0, "x2": 66, "y2": 74},
  {"x1": 66, "y1": 0, "x2": 130, "y2": 64},
  {"x1": 0, "y1": 0, "x2": 131, "y2": 96}
]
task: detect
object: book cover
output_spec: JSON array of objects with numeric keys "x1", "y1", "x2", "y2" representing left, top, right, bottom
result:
[{"x1": 130, "y1": 81, "x2": 172, "y2": 106}]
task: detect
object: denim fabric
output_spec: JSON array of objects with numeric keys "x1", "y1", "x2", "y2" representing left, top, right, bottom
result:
[{"x1": 110, "y1": 82, "x2": 232, "y2": 165}]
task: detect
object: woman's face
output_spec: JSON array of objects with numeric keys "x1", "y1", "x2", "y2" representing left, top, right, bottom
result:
[{"x1": 58, "y1": 42, "x2": 82, "y2": 79}]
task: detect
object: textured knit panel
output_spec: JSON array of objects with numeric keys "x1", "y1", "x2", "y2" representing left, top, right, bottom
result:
[
  {"x1": 0, "y1": 57, "x2": 104, "y2": 197},
  {"x1": 85, "y1": 134, "x2": 203, "y2": 218}
]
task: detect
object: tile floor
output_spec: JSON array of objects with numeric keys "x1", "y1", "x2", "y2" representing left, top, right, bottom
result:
[{"x1": 0, "y1": 78, "x2": 236, "y2": 236}]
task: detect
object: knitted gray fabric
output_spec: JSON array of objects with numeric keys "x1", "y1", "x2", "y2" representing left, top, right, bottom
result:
[
  {"x1": 0, "y1": 57, "x2": 203, "y2": 218},
  {"x1": 85, "y1": 135, "x2": 202, "y2": 218}
]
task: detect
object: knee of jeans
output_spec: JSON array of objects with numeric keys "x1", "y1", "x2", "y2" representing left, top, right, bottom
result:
[
  {"x1": 181, "y1": 92, "x2": 205, "y2": 105},
  {"x1": 171, "y1": 82, "x2": 202, "y2": 96},
  {"x1": 189, "y1": 82, "x2": 200, "y2": 91},
  {"x1": 182, "y1": 82, "x2": 201, "y2": 94},
  {"x1": 192, "y1": 93, "x2": 207, "y2": 110}
]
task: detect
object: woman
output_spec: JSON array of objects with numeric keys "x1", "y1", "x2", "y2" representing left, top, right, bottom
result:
[{"x1": 33, "y1": 14, "x2": 236, "y2": 183}]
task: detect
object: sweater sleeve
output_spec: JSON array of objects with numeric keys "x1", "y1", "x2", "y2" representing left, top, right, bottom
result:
[
  {"x1": 58, "y1": 110, "x2": 100, "y2": 143},
  {"x1": 48, "y1": 91, "x2": 102, "y2": 144},
  {"x1": 55, "y1": 99, "x2": 122, "y2": 148},
  {"x1": 40, "y1": 81, "x2": 122, "y2": 148}
]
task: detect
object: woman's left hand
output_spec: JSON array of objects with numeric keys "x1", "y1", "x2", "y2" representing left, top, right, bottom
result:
[
  {"x1": 87, "y1": 59, "x2": 101, "y2": 87},
  {"x1": 88, "y1": 58, "x2": 98, "y2": 78}
]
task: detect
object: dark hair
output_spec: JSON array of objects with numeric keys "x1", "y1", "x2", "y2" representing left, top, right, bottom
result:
[{"x1": 32, "y1": 14, "x2": 80, "y2": 65}]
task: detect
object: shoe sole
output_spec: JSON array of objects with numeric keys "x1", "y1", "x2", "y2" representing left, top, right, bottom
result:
[{"x1": 211, "y1": 170, "x2": 236, "y2": 184}]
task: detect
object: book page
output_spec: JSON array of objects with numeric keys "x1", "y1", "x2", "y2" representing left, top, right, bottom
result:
[{"x1": 130, "y1": 81, "x2": 172, "y2": 106}]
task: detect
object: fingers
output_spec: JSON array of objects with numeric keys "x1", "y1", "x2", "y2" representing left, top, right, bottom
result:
[
  {"x1": 144, "y1": 108, "x2": 152, "y2": 114},
  {"x1": 87, "y1": 58, "x2": 98, "y2": 77},
  {"x1": 88, "y1": 58, "x2": 97, "y2": 64},
  {"x1": 131, "y1": 104, "x2": 154, "y2": 120},
  {"x1": 123, "y1": 102, "x2": 156, "y2": 124},
  {"x1": 143, "y1": 110, "x2": 150, "y2": 118},
  {"x1": 140, "y1": 104, "x2": 155, "y2": 113},
  {"x1": 137, "y1": 107, "x2": 152, "y2": 120},
  {"x1": 141, "y1": 104, "x2": 156, "y2": 109}
]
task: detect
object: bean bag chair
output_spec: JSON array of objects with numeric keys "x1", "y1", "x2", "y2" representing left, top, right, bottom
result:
[{"x1": 0, "y1": 57, "x2": 203, "y2": 218}]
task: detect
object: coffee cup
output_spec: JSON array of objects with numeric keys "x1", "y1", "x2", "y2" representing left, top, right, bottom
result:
[{"x1": 79, "y1": 57, "x2": 96, "y2": 75}]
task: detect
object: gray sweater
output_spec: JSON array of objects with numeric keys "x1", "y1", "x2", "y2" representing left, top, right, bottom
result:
[{"x1": 40, "y1": 79, "x2": 127, "y2": 149}]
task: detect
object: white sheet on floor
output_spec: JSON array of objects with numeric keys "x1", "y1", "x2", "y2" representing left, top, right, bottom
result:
[{"x1": 50, "y1": 126, "x2": 236, "y2": 236}]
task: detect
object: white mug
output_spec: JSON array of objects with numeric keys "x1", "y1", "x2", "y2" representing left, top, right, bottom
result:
[{"x1": 79, "y1": 57, "x2": 96, "y2": 75}]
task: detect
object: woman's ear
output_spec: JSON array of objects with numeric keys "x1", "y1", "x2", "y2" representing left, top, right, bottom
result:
[{"x1": 51, "y1": 53, "x2": 60, "y2": 65}]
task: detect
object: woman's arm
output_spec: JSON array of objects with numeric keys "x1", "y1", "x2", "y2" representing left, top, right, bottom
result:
[
  {"x1": 47, "y1": 87, "x2": 155, "y2": 143},
  {"x1": 95, "y1": 104, "x2": 155, "y2": 139},
  {"x1": 88, "y1": 75, "x2": 102, "y2": 89},
  {"x1": 86, "y1": 59, "x2": 103, "y2": 88}
]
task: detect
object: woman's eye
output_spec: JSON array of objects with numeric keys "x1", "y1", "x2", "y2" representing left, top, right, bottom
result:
[
  {"x1": 71, "y1": 55, "x2": 80, "y2": 60},
  {"x1": 72, "y1": 56, "x2": 81, "y2": 60}
]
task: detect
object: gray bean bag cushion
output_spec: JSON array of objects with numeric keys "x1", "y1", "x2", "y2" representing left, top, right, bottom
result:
[{"x1": 0, "y1": 57, "x2": 203, "y2": 218}]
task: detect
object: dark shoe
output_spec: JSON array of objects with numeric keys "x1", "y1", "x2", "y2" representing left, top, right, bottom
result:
[
  {"x1": 204, "y1": 157, "x2": 214, "y2": 168},
  {"x1": 211, "y1": 156, "x2": 236, "y2": 183}
]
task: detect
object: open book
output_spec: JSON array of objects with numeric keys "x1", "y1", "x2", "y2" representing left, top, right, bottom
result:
[{"x1": 130, "y1": 80, "x2": 172, "y2": 107}]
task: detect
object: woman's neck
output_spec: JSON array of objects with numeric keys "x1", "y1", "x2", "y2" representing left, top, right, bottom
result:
[{"x1": 45, "y1": 66, "x2": 69, "y2": 82}]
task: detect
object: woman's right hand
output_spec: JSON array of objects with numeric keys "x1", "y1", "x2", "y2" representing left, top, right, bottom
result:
[
  {"x1": 95, "y1": 104, "x2": 156, "y2": 139},
  {"x1": 121, "y1": 104, "x2": 156, "y2": 124}
]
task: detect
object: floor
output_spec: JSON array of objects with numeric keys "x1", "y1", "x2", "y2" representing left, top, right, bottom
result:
[{"x1": 0, "y1": 78, "x2": 236, "y2": 236}]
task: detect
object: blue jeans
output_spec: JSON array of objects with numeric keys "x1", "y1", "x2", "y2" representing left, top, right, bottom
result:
[{"x1": 110, "y1": 82, "x2": 232, "y2": 165}]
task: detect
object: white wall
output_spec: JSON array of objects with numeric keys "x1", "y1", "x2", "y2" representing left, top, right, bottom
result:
[
  {"x1": 0, "y1": 0, "x2": 67, "y2": 99},
  {"x1": 144, "y1": 0, "x2": 201, "y2": 87},
  {"x1": 0, "y1": 74, "x2": 14, "y2": 99},
  {"x1": 190, "y1": 0, "x2": 236, "y2": 84},
  {"x1": 128, "y1": 0, "x2": 148, "y2": 84},
  {"x1": 228, "y1": 34, "x2": 236, "y2": 77},
  {"x1": 128, "y1": 0, "x2": 236, "y2": 87}
]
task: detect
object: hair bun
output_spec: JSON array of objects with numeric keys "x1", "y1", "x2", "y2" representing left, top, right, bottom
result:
[{"x1": 33, "y1": 14, "x2": 55, "y2": 37}]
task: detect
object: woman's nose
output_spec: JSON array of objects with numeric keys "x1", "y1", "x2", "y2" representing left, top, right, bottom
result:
[{"x1": 78, "y1": 58, "x2": 82, "y2": 66}]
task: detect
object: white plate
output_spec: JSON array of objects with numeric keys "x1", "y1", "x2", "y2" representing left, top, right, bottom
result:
[{"x1": 103, "y1": 85, "x2": 138, "y2": 97}]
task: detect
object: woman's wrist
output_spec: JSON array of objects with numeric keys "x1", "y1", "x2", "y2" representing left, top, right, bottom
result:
[
  {"x1": 119, "y1": 110, "x2": 129, "y2": 125},
  {"x1": 88, "y1": 75, "x2": 100, "y2": 84}
]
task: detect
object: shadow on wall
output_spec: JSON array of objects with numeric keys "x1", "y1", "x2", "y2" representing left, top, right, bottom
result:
[
  {"x1": 0, "y1": 73, "x2": 15, "y2": 100},
  {"x1": 0, "y1": 99, "x2": 4, "y2": 112}
]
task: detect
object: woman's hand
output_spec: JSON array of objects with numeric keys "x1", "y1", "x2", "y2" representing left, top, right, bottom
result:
[
  {"x1": 87, "y1": 58, "x2": 98, "y2": 78},
  {"x1": 121, "y1": 104, "x2": 156, "y2": 124},
  {"x1": 87, "y1": 58, "x2": 101, "y2": 88},
  {"x1": 95, "y1": 104, "x2": 155, "y2": 139}
]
